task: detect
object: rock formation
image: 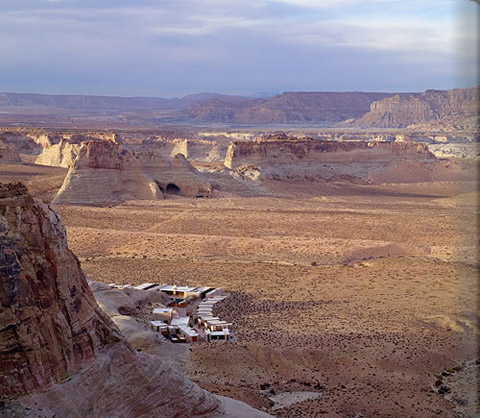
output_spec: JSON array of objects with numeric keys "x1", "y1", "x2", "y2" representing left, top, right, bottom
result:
[
  {"x1": 53, "y1": 140, "x2": 212, "y2": 205},
  {"x1": 0, "y1": 132, "x2": 43, "y2": 155},
  {"x1": 0, "y1": 129, "x2": 120, "y2": 158},
  {"x1": 0, "y1": 139, "x2": 22, "y2": 163},
  {"x1": 35, "y1": 138, "x2": 81, "y2": 167},
  {"x1": 224, "y1": 139, "x2": 471, "y2": 183},
  {"x1": 141, "y1": 137, "x2": 227, "y2": 162},
  {"x1": 342, "y1": 87, "x2": 479, "y2": 130},
  {"x1": 226, "y1": 139, "x2": 435, "y2": 168},
  {"x1": 139, "y1": 150, "x2": 213, "y2": 196},
  {"x1": 0, "y1": 182, "x2": 120, "y2": 397},
  {"x1": 0, "y1": 182, "x2": 270, "y2": 417}
]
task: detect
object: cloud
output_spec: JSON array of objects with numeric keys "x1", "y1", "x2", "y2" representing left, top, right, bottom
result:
[{"x1": 0, "y1": 0, "x2": 476, "y2": 96}]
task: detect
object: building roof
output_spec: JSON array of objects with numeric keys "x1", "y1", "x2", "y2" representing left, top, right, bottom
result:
[
  {"x1": 150, "y1": 320, "x2": 168, "y2": 327},
  {"x1": 159, "y1": 285, "x2": 197, "y2": 293},
  {"x1": 188, "y1": 286, "x2": 212, "y2": 294},
  {"x1": 178, "y1": 325, "x2": 198, "y2": 337},
  {"x1": 153, "y1": 307, "x2": 174, "y2": 315},
  {"x1": 135, "y1": 283, "x2": 159, "y2": 290},
  {"x1": 207, "y1": 329, "x2": 230, "y2": 336},
  {"x1": 171, "y1": 317, "x2": 190, "y2": 326},
  {"x1": 207, "y1": 320, "x2": 231, "y2": 325}
]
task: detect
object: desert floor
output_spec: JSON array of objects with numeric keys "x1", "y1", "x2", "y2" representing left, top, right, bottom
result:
[{"x1": 1, "y1": 162, "x2": 478, "y2": 417}]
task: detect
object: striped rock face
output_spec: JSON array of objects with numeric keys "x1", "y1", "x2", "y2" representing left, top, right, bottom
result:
[
  {"x1": 53, "y1": 140, "x2": 212, "y2": 205},
  {"x1": 0, "y1": 182, "x2": 120, "y2": 398}
]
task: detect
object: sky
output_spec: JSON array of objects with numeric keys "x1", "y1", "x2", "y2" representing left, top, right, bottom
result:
[{"x1": 0, "y1": 0, "x2": 477, "y2": 97}]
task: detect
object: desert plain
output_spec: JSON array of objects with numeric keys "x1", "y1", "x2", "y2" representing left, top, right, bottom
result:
[{"x1": 2, "y1": 158, "x2": 477, "y2": 417}]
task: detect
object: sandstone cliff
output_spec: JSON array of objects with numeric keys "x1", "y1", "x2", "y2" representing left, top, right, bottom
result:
[
  {"x1": 0, "y1": 132, "x2": 43, "y2": 155},
  {"x1": 0, "y1": 139, "x2": 21, "y2": 164},
  {"x1": 0, "y1": 182, "x2": 270, "y2": 417},
  {"x1": 343, "y1": 87, "x2": 478, "y2": 130},
  {"x1": 224, "y1": 139, "x2": 472, "y2": 183},
  {"x1": 53, "y1": 141, "x2": 212, "y2": 205},
  {"x1": 140, "y1": 137, "x2": 227, "y2": 162},
  {"x1": 225, "y1": 139, "x2": 436, "y2": 169},
  {"x1": 0, "y1": 182, "x2": 119, "y2": 397},
  {"x1": 35, "y1": 139, "x2": 81, "y2": 167},
  {"x1": 0, "y1": 130, "x2": 120, "y2": 158}
]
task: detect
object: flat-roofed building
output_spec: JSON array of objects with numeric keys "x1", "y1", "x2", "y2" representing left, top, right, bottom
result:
[
  {"x1": 149, "y1": 320, "x2": 169, "y2": 335},
  {"x1": 178, "y1": 325, "x2": 199, "y2": 343},
  {"x1": 198, "y1": 307, "x2": 215, "y2": 312},
  {"x1": 187, "y1": 287, "x2": 215, "y2": 299},
  {"x1": 198, "y1": 302, "x2": 216, "y2": 308},
  {"x1": 206, "y1": 329, "x2": 231, "y2": 342},
  {"x1": 171, "y1": 316, "x2": 191, "y2": 327},
  {"x1": 206, "y1": 320, "x2": 232, "y2": 332},
  {"x1": 159, "y1": 285, "x2": 196, "y2": 299},
  {"x1": 135, "y1": 283, "x2": 159, "y2": 290},
  {"x1": 205, "y1": 288, "x2": 222, "y2": 298},
  {"x1": 152, "y1": 307, "x2": 175, "y2": 323},
  {"x1": 198, "y1": 316, "x2": 220, "y2": 327},
  {"x1": 200, "y1": 307, "x2": 216, "y2": 312}
]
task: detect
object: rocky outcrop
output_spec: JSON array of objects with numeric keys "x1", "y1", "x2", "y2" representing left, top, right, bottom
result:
[
  {"x1": 223, "y1": 139, "x2": 465, "y2": 183},
  {"x1": 226, "y1": 139, "x2": 436, "y2": 168},
  {"x1": 141, "y1": 138, "x2": 227, "y2": 162},
  {"x1": 343, "y1": 87, "x2": 479, "y2": 130},
  {"x1": 0, "y1": 182, "x2": 120, "y2": 397},
  {"x1": 0, "y1": 139, "x2": 21, "y2": 164},
  {"x1": 0, "y1": 183, "x2": 270, "y2": 417},
  {"x1": 427, "y1": 143, "x2": 480, "y2": 160},
  {"x1": 0, "y1": 130, "x2": 120, "y2": 158},
  {"x1": 0, "y1": 132, "x2": 43, "y2": 155},
  {"x1": 53, "y1": 141, "x2": 212, "y2": 205},
  {"x1": 140, "y1": 151, "x2": 213, "y2": 196},
  {"x1": 35, "y1": 139, "x2": 81, "y2": 167}
]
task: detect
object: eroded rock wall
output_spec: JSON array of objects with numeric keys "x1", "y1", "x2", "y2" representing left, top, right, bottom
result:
[
  {"x1": 0, "y1": 183, "x2": 120, "y2": 397},
  {"x1": 141, "y1": 138, "x2": 227, "y2": 162},
  {"x1": 223, "y1": 139, "x2": 467, "y2": 183},
  {"x1": 349, "y1": 87, "x2": 479, "y2": 129},
  {"x1": 35, "y1": 139, "x2": 81, "y2": 168},
  {"x1": 53, "y1": 141, "x2": 212, "y2": 205},
  {"x1": 225, "y1": 140, "x2": 435, "y2": 169}
]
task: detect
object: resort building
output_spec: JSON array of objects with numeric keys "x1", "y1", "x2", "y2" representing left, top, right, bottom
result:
[
  {"x1": 140, "y1": 283, "x2": 233, "y2": 343},
  {"x1": 152, "y1": 307, "x2": 175, "y2": 324}
]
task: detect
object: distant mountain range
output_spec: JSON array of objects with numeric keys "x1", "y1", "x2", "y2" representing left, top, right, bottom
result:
[
  {"x1": 171, "y1": 92, "x2": 398, "y2": 124},
  {"x1": 0, "y1": 87, "x2": 477, "y2": 130},
  {"x1": 0, "y1": 92, "x2": 225, "y2": 112}
]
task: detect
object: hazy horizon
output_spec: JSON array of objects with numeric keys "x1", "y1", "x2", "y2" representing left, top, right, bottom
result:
[
  {"x1": 1, "y1": 86, "x2": 477, "y2": 101},
  {"x1": 1, "y1": 0, "x2": 477, "y2": 98}
]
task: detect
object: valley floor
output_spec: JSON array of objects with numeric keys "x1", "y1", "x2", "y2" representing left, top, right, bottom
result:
[
  {"x1": 1, "y1": 161, "x2": 478, "y2": 416},
  {"x1": 51, "y1": 180, "x2": 478, "y2": 417}
]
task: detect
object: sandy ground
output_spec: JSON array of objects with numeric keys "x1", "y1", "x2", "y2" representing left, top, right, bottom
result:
[{"x1": 0, "y1": 162, "x2": 478, "y2": 416}]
